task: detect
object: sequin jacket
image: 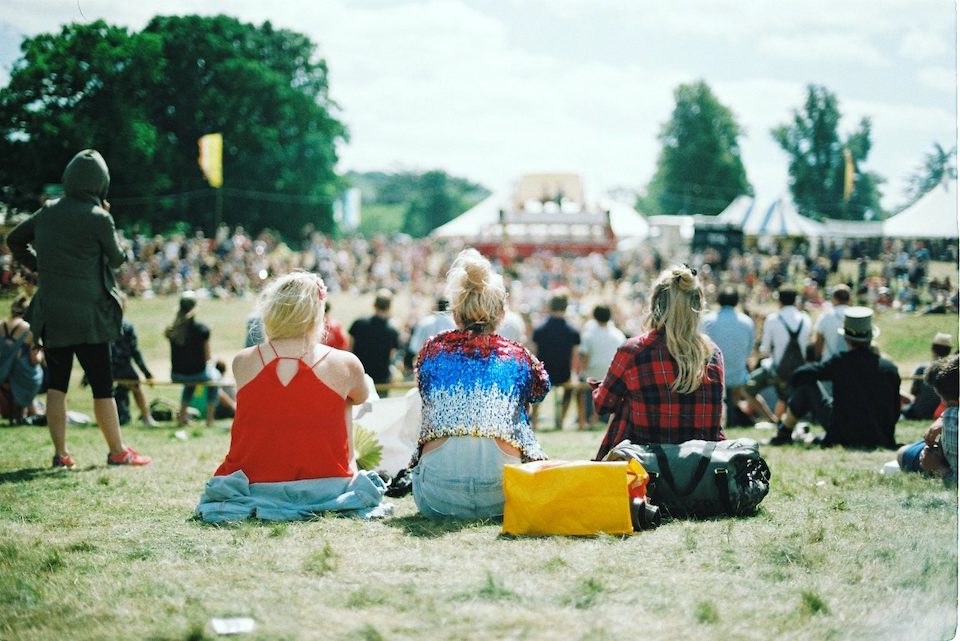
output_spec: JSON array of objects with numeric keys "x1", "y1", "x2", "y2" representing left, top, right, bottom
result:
[{"x1": 413, "y1": 330, "x2": 550, "y2": 465}]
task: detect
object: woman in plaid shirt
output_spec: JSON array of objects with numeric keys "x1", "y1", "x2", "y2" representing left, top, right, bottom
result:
[{"x1": 593, "y1": 265, "x2": 725, "y2": 460}]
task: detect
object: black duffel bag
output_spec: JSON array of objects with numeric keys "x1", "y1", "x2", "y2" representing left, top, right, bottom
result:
[{"x1": 604, "y1": 438, "x2": 771, "y2": 518}]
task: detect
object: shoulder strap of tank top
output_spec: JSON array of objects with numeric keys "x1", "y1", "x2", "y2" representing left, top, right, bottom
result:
[
  {"x1": 309, "y1": 345, "x2": 334, "y2": 368},
  {"x1": 256, "y1": 344, "x2": 266, "y2": 366}
]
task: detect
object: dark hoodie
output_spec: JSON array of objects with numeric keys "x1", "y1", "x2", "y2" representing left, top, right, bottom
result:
[{"x1": 7, "y1": 150, "x2": 126, "y2": 348}]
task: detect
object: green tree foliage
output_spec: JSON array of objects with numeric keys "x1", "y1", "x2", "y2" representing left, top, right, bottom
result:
[
  {"x1": 771, "y1": 84, "x2": 885, "y2": 220},
  {"x1": 903, "y1": 142, "x2": 957, "y2": 208},
  {"x1": 640, "y1": 80, "x2": 751, "y2": 216},
  {"x1": 347, "y1": 170, "x2": 489, "y2": 238},
  {"x1": 0, "y1": 15, "x2": 346, "y2": 239},
  {"x1": 0, "y1": 21, "x2": 167, "y2": 212}
]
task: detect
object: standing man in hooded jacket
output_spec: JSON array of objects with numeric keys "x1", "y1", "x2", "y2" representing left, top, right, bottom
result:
[{"x1": 7, "y1": 149, "x2": 151, "y2": 469}]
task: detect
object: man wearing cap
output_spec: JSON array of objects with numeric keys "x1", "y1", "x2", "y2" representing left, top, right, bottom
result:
[
  {"x1": 902, "y1": 332, "x2": 954, "y2": 420},
  {"x1": 771, "y1": 307, "x2": 900, "y2": 448}
]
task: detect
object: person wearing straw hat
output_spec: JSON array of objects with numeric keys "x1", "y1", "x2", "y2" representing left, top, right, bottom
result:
[
  {"x1": 770, "y1": 306, "x2": 900, "y2": 448},
  {"x1": 901, "y1": 332, "x2": 954, "y2": 420}
]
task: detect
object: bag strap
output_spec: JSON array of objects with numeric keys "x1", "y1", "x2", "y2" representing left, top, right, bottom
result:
[
  {"x1": 713, "y1": 467, "x2": 736, "y2": 516},
  {"x1": 777, "y1": 315, "x2": 802, "y2": 338},
  {"x1": 652, "y1": 441, "x2": 717, "y2": 497}
]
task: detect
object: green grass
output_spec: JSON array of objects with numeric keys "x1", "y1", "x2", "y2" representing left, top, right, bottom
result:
[
  {"x1": 0, "y1": 287, "x2": 957, "y2": 641},
  {"x1": 0, "y1": 420, "x2": 955, "y2": 640}
]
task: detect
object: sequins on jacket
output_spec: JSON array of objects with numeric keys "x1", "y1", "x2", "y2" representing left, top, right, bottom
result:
[{"x1": 413, "y1": 330, "x2": 550, "y2": 464}]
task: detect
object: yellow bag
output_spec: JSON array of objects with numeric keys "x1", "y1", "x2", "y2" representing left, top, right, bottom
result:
[{"x1": 502, "y1": 459, "x2": 648, "y2": 536}]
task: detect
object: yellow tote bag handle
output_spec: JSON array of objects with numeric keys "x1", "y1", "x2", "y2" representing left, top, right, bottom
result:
[{"x1": 502, "y1": 459, "x2": 646, "y2": 536}]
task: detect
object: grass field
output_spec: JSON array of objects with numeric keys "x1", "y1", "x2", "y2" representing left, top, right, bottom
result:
[{"x1": 0, "y1": 287, "x2": 958, "y2": 641}]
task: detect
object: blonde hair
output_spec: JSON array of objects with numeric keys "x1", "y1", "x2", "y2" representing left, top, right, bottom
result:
[
  {"x1": 258, "y1": 271, "x2": 327, "y2": 341},
  {"x1": 445, "y1": 248, "x2": 506, "y2": 333},
  {"x1": 645, "y1": 264, "x2": 712, "y2": 394}
]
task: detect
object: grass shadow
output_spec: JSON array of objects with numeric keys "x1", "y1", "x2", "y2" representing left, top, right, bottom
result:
[
  {"x1": 384, "y1": 514, "x2": 500, "y2": 538},
  {"x1": 0, "y1": 466, "x2": 98, "y2": 485}
]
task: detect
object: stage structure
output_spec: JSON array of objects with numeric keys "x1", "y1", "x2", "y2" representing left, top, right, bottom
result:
[{"x1": 433, "y1": 173, "x2": 648, "y2": 261}]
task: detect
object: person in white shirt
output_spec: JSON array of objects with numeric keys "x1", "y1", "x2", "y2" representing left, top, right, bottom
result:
[
  {"x1": 746, "y1": 284, "x2": 813, "y2": 418},
  {"x1": 579, "y1": 305, "x2": 625, "y2": 428},
  {"x1": 497, "y1": 306, "x2": 528, "y2": 345},
  {"x1": 407, "y1": 297, "x2": 457, "y2": 358},
  {"x1": 812, "y1": 284, "x2": 850, "y2": 362}
]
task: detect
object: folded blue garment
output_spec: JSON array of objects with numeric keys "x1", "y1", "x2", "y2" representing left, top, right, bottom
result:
[{"x1": 195, "y1": 469, "x2": 393, "y2": 523}]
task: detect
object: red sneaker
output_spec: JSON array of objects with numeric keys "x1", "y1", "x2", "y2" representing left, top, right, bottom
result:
[
  {"x1": 52, "y1": 454, "x2": 77, "y2": 470},
  {"x1": 106, "y1": 446, "x2": 151, "y2": 466}
]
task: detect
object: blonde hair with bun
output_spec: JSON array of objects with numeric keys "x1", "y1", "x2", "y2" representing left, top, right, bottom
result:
[
  {"x1": 258, "y1": 271, "x2": 327, "y2": 341},
  {"x1": 645, "y1": 264, "x2": 712, "y2": 394},
  {"x1": 445, "y1": 248, "x2": 506, "y2": 333}
]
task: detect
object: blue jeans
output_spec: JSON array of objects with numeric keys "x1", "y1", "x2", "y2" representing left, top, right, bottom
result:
[
  {"x1": 412, "y1": 437, "x2": 521, "y2": 519},
  {"x1": 172, "y1": 364, "x2": 221, "y2": 406}
]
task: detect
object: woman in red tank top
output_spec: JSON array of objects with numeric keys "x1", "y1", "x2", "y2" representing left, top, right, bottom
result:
[{"x1": 213, "y1": 272, "x2": 371, "y2": 484}]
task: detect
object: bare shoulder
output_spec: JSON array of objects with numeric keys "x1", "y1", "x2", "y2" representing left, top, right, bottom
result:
[
  {"x1": 327, "y1": 348, "x2": 363, "y2": 371},
  {"x1": 233, "y1": 346, "x2": 265, "y2": 388}
]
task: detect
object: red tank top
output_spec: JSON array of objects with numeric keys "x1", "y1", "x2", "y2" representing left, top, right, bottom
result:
[{"x1": 214, "y1": 344, "x2": 352, "y2": 483}]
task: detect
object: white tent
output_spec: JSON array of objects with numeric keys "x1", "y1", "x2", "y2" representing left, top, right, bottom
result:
[
  {"x1": 883, "y1": 179, "x2": 958, "y2": 239},
  {"x1": 602, "y1": 199, "x2": 649, "y2": 239},
  {"x1": 717, "y1": 194, "x2": 825, "y2": 237},
  {"x1": 432, "y1": 193, "x2": 504, "y2": 238},
  {"x1": 432, "y1": 192, "x2": 648, "y2": 240}
]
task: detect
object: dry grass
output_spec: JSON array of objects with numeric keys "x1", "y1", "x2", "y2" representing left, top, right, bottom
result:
[
  {"x1": 0, "y1": 286, "x2": 957, "y2": 641},
  {"x1": 0, "y1": 420, "x2": 956, "y2": 641}
]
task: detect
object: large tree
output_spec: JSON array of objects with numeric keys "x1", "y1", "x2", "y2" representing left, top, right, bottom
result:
[
  {"x1": 771, "y1": 84, "x2": 885, "y2": 220},
  {"x1": 640, "y1": 80, "x2": 751, "y2": 216},
  {"x1": 400, "y1": 170, "x2": 488, "y2": 238},
  {"x1": 0, "y1": 21, "x2": 167, "y2": 214},
  {"x1": 902, "y1": 142, "x2": 957, "y2": 209},
  {"x1": 143, "y1": 15, "x2": 346, "y2": 237},
  {"x1": 0, "y1": 15, "x2": 346, "y2": 239}
]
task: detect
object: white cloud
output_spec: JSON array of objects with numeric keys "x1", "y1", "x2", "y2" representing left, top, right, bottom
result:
[
  {"x1": 916, "y1": 65, "x2": 957, "y2": 93},
  {"x1": 899, "y1": 30, "x2": 952, "y2": 62},
  {"x1": 0, "y1": 0, "x2": 954, "y2": 209},
  {"x1": 757, "y1": 33, "x2": 888, "y2": 66}
]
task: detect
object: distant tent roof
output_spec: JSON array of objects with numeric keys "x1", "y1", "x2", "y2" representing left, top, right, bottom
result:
[
  {"x1": 883, "y1": 179, "x2": 958, "y2": 239},
  {"x1": 432, "y1": 193, "x2": 648, "y2": 240},
  {"x1": 432, "y1": 193, "x2": 504, "y2": 238},
  {"x1": 717, "y1": 194, "x2": 824, "y2": 237},
  {"x1": 603, "y1": 199, "x2": 649, "y2": 239},
  {"x1": 821, "y1": 218, "x2": 884, "y2": 239}
]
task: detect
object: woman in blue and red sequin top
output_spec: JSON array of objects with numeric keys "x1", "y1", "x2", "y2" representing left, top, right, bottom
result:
[{"x1": 411, "y1": 249, "x2": 550, "y2": 519}]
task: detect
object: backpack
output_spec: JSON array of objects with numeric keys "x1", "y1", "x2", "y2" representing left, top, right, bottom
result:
[
  {"x1": 604, "y1": 438, "x2": 771, "y2": 518},
  {"x1": 774, "y1": 316, "x2": 805, "y2": 383}
]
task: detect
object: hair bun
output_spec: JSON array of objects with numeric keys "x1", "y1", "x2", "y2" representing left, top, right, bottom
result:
[
  {"x1": 674, "y1": 268, "x2": 696, "y2": 292},
  {"x1": 463, "y1": 260, "x2": 488, "y2": 292}
]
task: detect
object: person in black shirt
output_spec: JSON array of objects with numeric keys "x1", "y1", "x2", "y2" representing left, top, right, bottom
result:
[
  {"x1": 111, "y1": 312, "x2": 156, "y2": 427},
  {"x1": 531, "y1": 291, "x2": 581, "y2": 429},
  {"x1": 901, "y1": 332, "x2": 953, "y2": 420},
  {"x1": 349, "y1": 289, "x2": 400, "y2": 390},
  {"x1": 771, "y1": 306, "x2": 900, "y2": 448},
  {"x1": 165, "y1": 292, "x2": 220, "y2": 426}
]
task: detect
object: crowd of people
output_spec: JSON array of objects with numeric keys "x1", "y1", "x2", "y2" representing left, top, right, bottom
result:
[{"x1": 1, "y1": 149, "x2": 957, "y2": 523}]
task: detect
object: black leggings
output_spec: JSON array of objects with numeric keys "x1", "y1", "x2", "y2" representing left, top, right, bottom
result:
[{"x1": 44, "y1": 343, "x2": 114, "y2": 399}]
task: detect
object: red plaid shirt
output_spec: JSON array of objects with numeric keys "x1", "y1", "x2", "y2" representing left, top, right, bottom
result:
[{"x1": 594, "y1": 330, "x2": 725, "y2": 460}]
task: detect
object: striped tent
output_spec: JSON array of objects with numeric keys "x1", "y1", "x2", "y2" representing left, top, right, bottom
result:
[{"x1": 718, "y1": 195, "x2": 825, "y2": 237}]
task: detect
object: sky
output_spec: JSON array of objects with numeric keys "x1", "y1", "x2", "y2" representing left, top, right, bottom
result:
[{"x1": 0, "y1": 0, "x2": 956, "y2": 212}]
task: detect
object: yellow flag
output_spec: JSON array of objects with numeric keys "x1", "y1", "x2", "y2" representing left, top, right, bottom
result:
[
  {"x1": 842, "y1": 147, "x2": 854, "y2": 202},
  {"x1": 198, "y1": 133, "x2": 223, "y2": 188}
]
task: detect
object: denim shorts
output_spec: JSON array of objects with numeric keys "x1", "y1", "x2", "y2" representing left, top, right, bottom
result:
[
  {"x1": 899, "y1": 440, "x2": 925, "y2": 472},
  {"x1": 412, "y1": 436, "x2": 521, "y2": 519},
  {"x1": 172, "y1": 364, "x2": 221, "y2": 405}
]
